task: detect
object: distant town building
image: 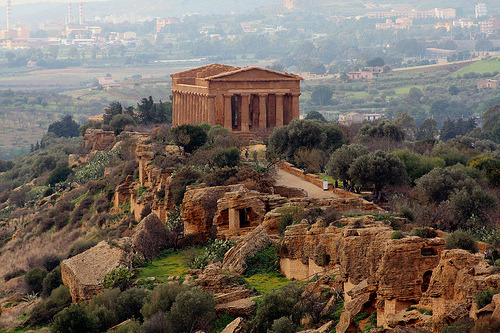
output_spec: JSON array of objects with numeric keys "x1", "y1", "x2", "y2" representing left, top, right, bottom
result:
[
  {"x1": 452, "y1": 19, "x2": 475, "y2": 29},
  {"x1": 376, "y1": 18, "x2": 412, "y2": 30},
  {"x1": 99, "y1": 76, "x2": 116, "y2": 86},
  {"x1": 156, "y1": 18, "x2": 179, "y2": 33},
  {"x1": 479, "y1": 18, "x2": 500, "y2": 35},
  {"x1": 434, "y1": 22, "x2": 452, "y2": 32},
  {"x1": 366, "y1": 8, "x2": 455, "y2": 19},
  {"x1": 338, "y1": 113, "x2": 383, "y2": 125},
  {"x1": 475, "y1": 3, "x2": 487, "y2": 18},
  {"x1": 477, "y1": 79, "x2": 499, "y2": 90},
  {"x1": 171, "y1": 63, "x2": 302, "y2": 132},
  {"x1": 435, "y1": 8, "x2": 457, "y2": 20},
  {"x1": 347, "y1": 67, "x2": 383, "y2": 80},
  {"x1": 0, "y1": 26, "x2": 30, "y2": 40}
]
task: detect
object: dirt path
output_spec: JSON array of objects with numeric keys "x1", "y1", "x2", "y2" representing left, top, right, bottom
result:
[{"x1": 275, "y1": 167, "x2": 340, "y2": 199}]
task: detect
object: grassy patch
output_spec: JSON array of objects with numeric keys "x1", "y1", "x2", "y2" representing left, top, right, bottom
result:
[
  {"x1": 137, "y1": 249, "x2": 193, "y2": 281},
  {"x1": 394, "y1": 85, "x2": 425, "y2": 95},
  {"x1": 454, "y1": 58, "x2": 500, "y2": 76},
  {"x1": 244, "y1": 272, "x2": 296, "y2": 295}
]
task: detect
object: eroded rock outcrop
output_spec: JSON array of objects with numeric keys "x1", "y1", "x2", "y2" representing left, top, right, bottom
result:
[
  {"x1": 222, "y1": 225, "x2": 272, "y2": 274},
  {"x1": 61, "y1": 240, "x2": 132, "y2": 302},
  {"x1": 416, "y1": 249, "x2": 500, "y2": 330}
]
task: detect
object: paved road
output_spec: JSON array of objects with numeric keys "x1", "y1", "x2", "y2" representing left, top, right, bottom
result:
[{"x1": 275, "y1": 167, "x2": 340, "y2": 199}]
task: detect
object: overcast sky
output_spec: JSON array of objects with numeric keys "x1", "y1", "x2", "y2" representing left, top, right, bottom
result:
[{"x1": 6, "y1": 0, "x2": 107, "y2": 4}]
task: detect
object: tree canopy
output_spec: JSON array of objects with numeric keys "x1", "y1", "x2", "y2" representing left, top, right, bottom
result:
[
  {"x1": 267, "y1": 119, "x2": 344, "y2": 164},
  {"x1": 348, "y1": 150, "x2": 409, "y2": 201},
  {"x1": 47, "y1": 115, "x2": 80, "y2": 138}
]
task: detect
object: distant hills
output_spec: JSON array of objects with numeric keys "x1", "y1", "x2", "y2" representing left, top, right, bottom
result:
[{"x1": 1, "y1": 0, "x2": 283, "y2": 27}]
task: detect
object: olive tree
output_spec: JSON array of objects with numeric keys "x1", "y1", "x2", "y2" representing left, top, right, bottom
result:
[
  {"x1": 326, "y1": 144, "x2": 369, "y2": 182},
  {"x1": 348, "y1": 150, "x2": 409, "y2": 202},
  {"x1": 266, "y1": 119, "x2": 344, "y2": 171}
]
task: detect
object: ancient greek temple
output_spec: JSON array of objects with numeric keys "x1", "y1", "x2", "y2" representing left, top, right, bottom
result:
[{"x1": 171, "y1": 64, "x2": 302, "y2": 131}]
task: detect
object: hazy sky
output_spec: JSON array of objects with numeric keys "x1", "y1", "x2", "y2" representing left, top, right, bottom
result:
[{"x1": 7, "y1": 0, "x2": 107, "y2": 4}]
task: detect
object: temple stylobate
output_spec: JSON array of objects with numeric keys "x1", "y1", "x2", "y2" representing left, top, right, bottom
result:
[{"x1": 171, "y1": 64, "x2": 302, "y2": 131}]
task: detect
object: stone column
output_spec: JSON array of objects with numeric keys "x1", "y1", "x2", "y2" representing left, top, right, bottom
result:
[
  {"x1": 201, "y1": 95, "x2": 207, "y2": 124},
  {"x1": 241, "y1": 93, "x2": 250, "y2": 132},
  {"x1": 292, "y1": 93, "x2": 301, "y2": 121},
  {"x1": 258, "y1": 93, "x2": 267, "y2": 129},
  {"x1": 175, "y1": 92, "x2": 180, "y2": 126},
  {"x1": 178, "y1": 93, "x2": 183, "y2": 124},
  {"x1": 182, "y1": 92, "x2": 189, "y2": 124},
  {"x1": 276, "y1": 93, "x2": 285, "y2": 127},
  {"x1": 223, "y1": 94, "x2": 232, "y2": 130},
  {"x1": 194, "y1": 94, "x2": 199, "y2": 124},
  {"x1": 208, "y1": 94, "x2": 216, "y2": 125},
  {"x1": 189, "y1": 93, "x2": 194, "y2": 124},
  {"x1": 172, "y1": 91, "x2": 178, "y2": 126},
  {"x1": 228, "y1": 208, "x2": 240, "y2": 230}
]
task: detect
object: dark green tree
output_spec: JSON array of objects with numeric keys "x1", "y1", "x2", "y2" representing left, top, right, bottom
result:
[
  {"x1": 311, "y1": 85, "x2": 333, "y2": 106},
  {"x1": 267, "y1": 119, "x2": 344, "y2": 164},
  {"x1": 109, "y1": 114, "x2": 135, "y2": 135},
  {"x1": 417, "y1": 118, "x2": 438, "y2": 140},
  {"x1": 171, "y1": 124, "x2": 207, "y2": 154},
  {"x1": 326, "y1": 144, "x2": 369, "y2": 183},
  {"x1": 304, "y1": 110, "x2": 327, "y2": 122},
  {"x1": 348, "y1": 150, "x2": 409, "y2": 202},
  {"x1": 103, "y1": 102, "x2": 123, "y2": 125},
  {"x1": 366, "y1": 57, "x2": 385, "y2": 67},
  {"x1": 358, "y1": 120, "x2": 405, "y2": 142},
  {"x1": 47, "y1": 115, "x2": 80, "y2": 138},
  {"x1": 166, "y1": 287, "x2": 216, "y2": 333},
  {"x1": 52, "y1": 304, "x2": 95, "y2": 333}
]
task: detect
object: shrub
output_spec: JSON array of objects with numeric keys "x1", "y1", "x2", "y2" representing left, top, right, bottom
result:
[
  {"x1": 4, "y1": 268, "x2": 25, "y2": 282},
  {"x1": 115, "y1": 287, "x2": 149, "y2": 322},
  {"x1": 442, "y1": 317, "x2": 474, "y2": 333},
  {"x1": 391, "y1": 231, "x2": 404, "y2": 239},
  {"x1": 445, "y1": 230, "x2": 478, "y2": 253},
  {"x1": 170, "y1": 167, "x2": 202, "y2": 206},
  {"x1": 269, "y1": 316, "x2": 296, "y2": 333},
  {"x1": 114, "y1": 320, "x2": 141, "y2": 333},
  {"x1": 67, "y1": 239, "x2": 98, "y2": 258},
  {"x1": 89, "y1": 305, "x2": 118, "y2": 333},
  {"x1": 103, "y1": 266, "x2": 134, "y2": 291},
  {"x1": 47, "y1": 166, "x2": 72, "y2": 186},
  {"x1": 166, "y1": 287, "x2": 216, "y2": 333},
  {"x1": 278, "y1": 206, "x2": 304, "y2": 235},
  {"x1": 42, "y1": 266, "x2": 62, "y2": 298},
  {"x1": 142, "y1": 311, "x2": 168, "y2": 333},
  {"x1": 141, "y1": 284, "x2": 188, "y2": 319},
  {"x1": 476, "y1": 289, "x2": 500, "y2": 309},
  {"x1": 418, "y1": 308, "x2": 432, "y2": 315},
  {"x1": 52, "y1": 304, "x2": 95, "y2": 333},
  {"x1": 25, "y1": 267, "x2": 48, "y2": 293},
  {"x1": 245, "y1": 247, "x2": 279, "y2": 277},
  {"x1": 252, "y1": 283, "x2": 304, "y2": 333},
  {"x1": 191, "y1": 239, "x2": 235, "y2": 269},
  {"x1": 472, "y1": 316, "x2": 500, "y2": 333},
  {"x1": 412, "y1": 227, "x2": 437, "y2": 239},
  {"x1": 40, "y1": 253, "x2": 60, "y2": 272},
  {"x1": 29, "y1": 285, "x2": 72, "y2": 326},
  {"x1": 214, "y1": 147, "x2": 241, "y2": 168}
]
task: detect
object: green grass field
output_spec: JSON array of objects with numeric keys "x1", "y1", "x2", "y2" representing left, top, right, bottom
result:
[
  {"x1": 394, "y1": 85, "x2": 425, "y2": 95},
  {"x1": 453, "y1": 58, "x2": 500, "y2": 76},
  {"x1": 137, "y1": 249, "x2": 194, "y2": 281},
  {"x1": 244, "y1": 273, "x2": 296, "y2": 295}
]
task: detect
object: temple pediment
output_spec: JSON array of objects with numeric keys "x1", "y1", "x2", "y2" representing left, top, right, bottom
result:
[{"x1": 207, "y1": 67, "x2": 303, "y2": 81}]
